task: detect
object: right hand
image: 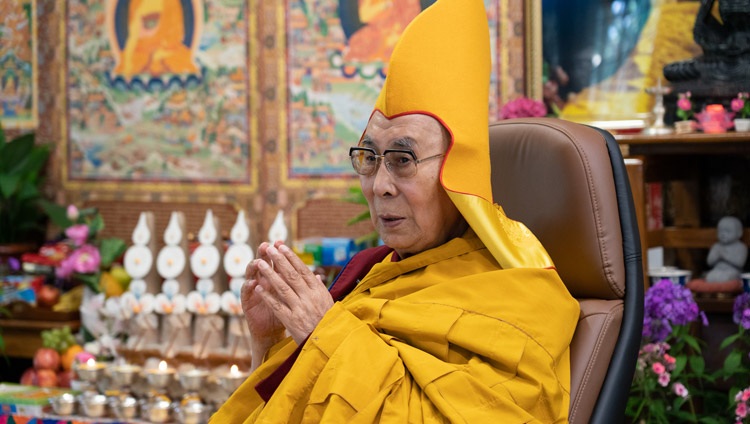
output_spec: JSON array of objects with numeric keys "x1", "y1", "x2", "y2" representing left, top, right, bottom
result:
[{"x1": 242, "y1": 242, "x2": 286, "y2": 345}]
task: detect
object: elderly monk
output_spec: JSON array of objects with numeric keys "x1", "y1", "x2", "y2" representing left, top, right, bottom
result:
[{"x1": 211, "y1": 0, "x2": 579, "y2": 422}]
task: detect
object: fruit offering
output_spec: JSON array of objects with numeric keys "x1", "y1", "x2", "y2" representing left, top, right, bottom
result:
[
  {"x1": 41, "y1": 326, "x2": 77, "y2": 353},
  {"x1": 21, "y1": 326, "x2": 87, "y2": 388}
]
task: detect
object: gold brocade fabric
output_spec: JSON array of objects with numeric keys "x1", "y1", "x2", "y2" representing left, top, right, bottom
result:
[{"x1": 211, "y1": 231, "x2": 578, "y2": 423}]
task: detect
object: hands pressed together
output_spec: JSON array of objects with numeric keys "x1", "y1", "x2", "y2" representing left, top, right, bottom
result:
[{"x1": 242, "y1": 241, "x2": 334, "y2": 366}]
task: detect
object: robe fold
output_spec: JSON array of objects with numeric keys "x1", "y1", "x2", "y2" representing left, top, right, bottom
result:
[{"x1": 211, "y1": 230, "x2": 579, "y2": 423}]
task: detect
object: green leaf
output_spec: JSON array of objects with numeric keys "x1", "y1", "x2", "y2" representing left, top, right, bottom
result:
[
  {"x1": 74, "y1": 272, "x2": 101, "y2": 293},
  {"x1": 684, "y1": 335, "x2": 702, "y2": 354},
  {"x1": 20, "y1": 146, "x2": 50, "y2": 180},
  {"x1": 0, "y1": 133, "x2": 34, "y2": 173},
  {"x1": 0, "y1": 174, "x2": 20, "y2": 199},
  {"x1": 723, "y1": 350, "x2": 742, "y2": 374},
  {"x1": 99, "y1": 237, "x2": 126, "y2": 268},
  {"x1": 14, "y1": 181, "x2": 39, "y2": 202},
  {"x1": 88, "y1": 213, "x2": 104, "y2": 235},
  {"x1": 688, "y1": 354, "x2": 705, "y2": 376},
  {"x1": 674, "y1": 354, "x2": 687, "y2": 376},
  {"x1": 40, "y1": 200, "x2": 73, "y2": 230},
  {"x1": 719, "y1": 333, "x2": 741, "y2": 350}
]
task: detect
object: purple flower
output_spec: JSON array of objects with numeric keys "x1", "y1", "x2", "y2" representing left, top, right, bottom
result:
[
  {"x1": 733, "y1": 293, "x2": 750, "y2": 329},
  {"x1": 69, "y1": 244, "x2": 101, "y2": 274},
  {"x1": 500, "y1": 97, "x2": 548, "y2": 119},
  {"x1": 65, "y1": 224, "x2": 89, "y2": 247},
  {"x1": 642, "y1": 279, "x2": 700, "y2": 342}
]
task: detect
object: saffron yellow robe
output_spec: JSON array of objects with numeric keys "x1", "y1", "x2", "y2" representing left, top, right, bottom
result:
[{"x1": 212, "y1": 231, "x2": 579, "y2": 423}]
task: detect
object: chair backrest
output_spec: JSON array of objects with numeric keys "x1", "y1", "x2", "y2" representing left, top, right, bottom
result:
[{"x1": 488, "y1": 118, "x2": 644, "y2": 424}]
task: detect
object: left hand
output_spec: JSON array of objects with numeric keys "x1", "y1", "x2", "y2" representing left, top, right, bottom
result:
[{"x1": 253, "y1": 243, "x2": 334, "y2": 344}]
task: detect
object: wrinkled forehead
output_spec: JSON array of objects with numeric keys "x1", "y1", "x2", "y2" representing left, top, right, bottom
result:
[{"x1": 360, "y1": 111, "x2": 448, "y2": 152}]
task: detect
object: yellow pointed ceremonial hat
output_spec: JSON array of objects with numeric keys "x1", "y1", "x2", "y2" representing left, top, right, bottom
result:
[{"x1": 372, "y1": 0, "x2": 553, "y2": 269}]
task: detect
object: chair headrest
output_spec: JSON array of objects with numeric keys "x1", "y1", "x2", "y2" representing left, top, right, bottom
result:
[{"x1": 489, "y1": 118, "x2": 625, "y2": 300}]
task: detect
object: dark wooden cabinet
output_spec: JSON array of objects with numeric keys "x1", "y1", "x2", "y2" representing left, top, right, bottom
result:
[{"x1": 616, "y1": 132, "x2": 750, "y2": 290}]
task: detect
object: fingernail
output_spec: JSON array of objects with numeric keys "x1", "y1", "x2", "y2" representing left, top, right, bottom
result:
[
  {"x1": 258, "y1": 260, "x2": 269, "y2": 269},
  {"x1": 267, "y1": 246, "x2": 278, "y2": 255},
  {"x1": 279, "y1": 244, "x2": 291, "y2": 253}
]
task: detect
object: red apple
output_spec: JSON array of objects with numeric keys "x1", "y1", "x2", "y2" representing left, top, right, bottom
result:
[
  {"x1": 57, "y1": 370, "x2": 73, "y2": 388},
  {"x1": 36, "y1": 285, "x2": 61, "y2": 307},
  {"x1": 33, "y1": 347, "x2": 61, "y2": 370},
  {"x1": 19, "y1": 367, "x2": 37, "y2": 386},
  {"x1": 36, "y1": 369, "x2": 58, "y2": 387}
]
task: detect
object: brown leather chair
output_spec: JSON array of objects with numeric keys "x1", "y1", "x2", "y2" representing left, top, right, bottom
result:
[{"x1": 489, "y1": 118, "x2": 644, "y2": 424}]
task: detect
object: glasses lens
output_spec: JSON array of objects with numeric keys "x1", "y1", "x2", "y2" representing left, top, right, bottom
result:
[
  {"x1": 350, "y1": 149, "x2": 377, "y2": 175},
  {"x1": 384, "y1": 151, "x2": 417, "y2": 178}
]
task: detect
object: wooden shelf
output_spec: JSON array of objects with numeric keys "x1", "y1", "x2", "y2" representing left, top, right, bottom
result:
[
  {"x1": 615, "y1": 132, "x2": 750, "y2": 287},
  {"x1": 616, "y1": 131, "x2": 750, "y2": 155},
  {"x1": 0, "y1": 318, "x2": 80, "y2": 359}
]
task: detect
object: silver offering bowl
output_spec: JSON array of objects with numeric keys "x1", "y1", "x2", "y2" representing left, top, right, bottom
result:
[
  {"x1": 49, "y1": 392, "x2": 77, "y2": 416},
  {"x1": 79, "y1": 393, "x2": 108, "y2": 418},
  {"x1": 73, "y1": 360, "x2": 106, "y2": 383},
  {"x1": 178, "y1": 369, "x2": 209, "y2": 393},
  {"x1": 141, "y1": 398, "x2": 174, "y2": 423},
  {"x1": 110, "y1": 364, "x2": 142, "y2": 389},
  {"x1": 110, "y1": 395, "x2": 139, "y2": 420},
  {"x1": 145, "y1": 367, "x2": 176, "y2": 391},
  {"x1": 176, "y1": 400, "x2": 210, "y2": 424}
]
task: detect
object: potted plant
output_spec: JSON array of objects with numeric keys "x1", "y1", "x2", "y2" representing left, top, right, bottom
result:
[
  {"x1": 0, "y1": 122, "x2": 51, "y2": 266},
  {"x1": 675, "y1": 91, "x2": 695, "y2": 134},
  {"x1": 731, "y1": 93, "x2": 750, "y2": 132}
]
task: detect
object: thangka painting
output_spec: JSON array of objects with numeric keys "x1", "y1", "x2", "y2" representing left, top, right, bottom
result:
[
  {"x1": 286, "y1": 0, "x2": 501, "y2": 178},
  {"x1": 0, "y1": 0, "x2": 38, "y2": 129},
  {"x1": 65, "y1": 0, "x2": 253, "y2": 187}
]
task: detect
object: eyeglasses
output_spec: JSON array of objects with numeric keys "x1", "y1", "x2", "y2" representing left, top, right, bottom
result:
[{"x1": 349, "y1": 147, "x2": 445, "y2": 178}]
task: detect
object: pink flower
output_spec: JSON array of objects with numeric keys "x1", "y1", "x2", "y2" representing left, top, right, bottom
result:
[
  {"x1": 65, "y1": 224, "x2": 89, "y2": 246},
  {"x1": 500, "y1": 97, "x2": 548, "y2": 119},
  {"x1": 672, "y1": 382, "x2": 689, "y2": 398},
  {"x1": 55, "y1": 255, "x2": 76, "y2": 279},
  {"x1": 652, "y1": 362, "x2": 666, "y2": 375},
  {"x1": 743, "y1": 388, "x2": 750, "y2": 402},
  {"x1": 731, "y1": 98, "x2": 745, "y2": 113},
  {"x1": 737, "y1": 402, "x2": 748, "y2": 419},
  {"x1": 663, "y1": 353, "x2": 676, "y2": 365},
  {"x1": 69, "y1": 244, "x2": 101, "y2": 274},
  {"x1": 66, "y1": 205, "x2": 79, "y2": 221},
  {"x1": 658, "y1": 372, "x2": 671, "y2": 387},
  {"x1": 677, "y1": 97, "x2": 692, "y2": 111}
]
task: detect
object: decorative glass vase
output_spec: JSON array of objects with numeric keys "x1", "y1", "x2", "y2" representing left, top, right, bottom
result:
[{"x1": 735, "y1": 118, "x2": 750, "y2": 132}]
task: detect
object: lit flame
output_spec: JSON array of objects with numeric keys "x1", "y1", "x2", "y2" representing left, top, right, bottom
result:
[
  {"x1": 86, "y1": 358, "x2": 97, "y2": 367},
  {"x1": 158, "y1": 360, "x2": 168, "y2": 372},
  {"x1": 230, "y1": 364, "x2": 239, "y2": 377}
]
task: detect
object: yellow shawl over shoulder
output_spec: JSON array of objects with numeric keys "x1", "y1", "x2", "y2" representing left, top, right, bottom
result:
[{"x1": 212, "y1": 231, "x2": 578, "y2": 423}]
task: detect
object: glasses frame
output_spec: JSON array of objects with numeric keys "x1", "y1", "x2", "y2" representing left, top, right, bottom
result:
[{"x1": 349, "y1": 146, "x2": 445, "y2": 178}]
